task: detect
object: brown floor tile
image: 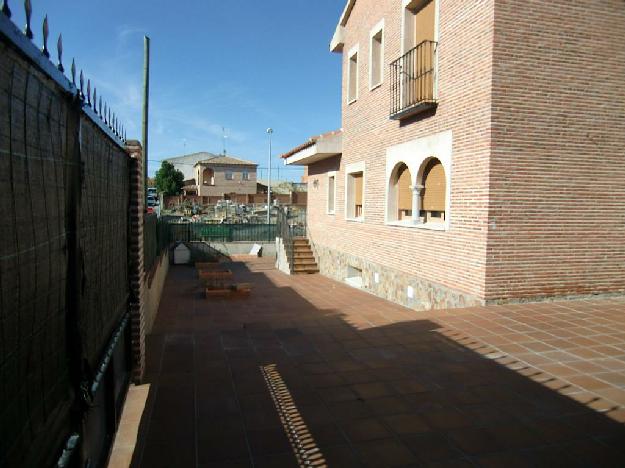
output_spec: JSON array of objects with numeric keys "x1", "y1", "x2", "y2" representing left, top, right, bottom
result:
[
  {"x1": 134, "y1": 261, "x2": 625, "y2": 468},
  {"x1": 355, "y1": 438, "x2": 417, "y2": 467},
  {"x1": 341, "y1": 418, "x2": 393, "y2": 442},
  {"x1": 384, "y1": 413, "x2": 430, "y2": 435}
]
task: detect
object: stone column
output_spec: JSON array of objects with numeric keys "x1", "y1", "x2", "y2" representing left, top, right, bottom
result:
[
  {"x1": 126, "y1": 140, "x2": 146, "y2": 383},
  {"x1": 410, "y1": 184, "x2": 423, "y2": 224}
]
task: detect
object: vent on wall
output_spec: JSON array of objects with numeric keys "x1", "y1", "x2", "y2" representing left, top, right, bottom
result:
[{"x1": 345, "y1": 265, "x2": 363, "y2": 289}]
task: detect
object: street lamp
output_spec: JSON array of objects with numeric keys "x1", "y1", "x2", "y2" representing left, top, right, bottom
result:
[{"x1": 266, "y1": 128, "x2": 273, "y2": 224}]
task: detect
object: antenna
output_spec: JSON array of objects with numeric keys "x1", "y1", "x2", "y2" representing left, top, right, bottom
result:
[{"x1": 222, "y1": 126, "x2": 228, "y2": 156}]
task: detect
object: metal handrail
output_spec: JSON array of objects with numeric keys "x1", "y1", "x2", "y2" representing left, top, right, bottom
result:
[
  {"x1": 390, "y1": 40, "x2": 437, "y2": 117},
  {"x1": 275, "y1": 208, "x2": 307, "y2": 271}
]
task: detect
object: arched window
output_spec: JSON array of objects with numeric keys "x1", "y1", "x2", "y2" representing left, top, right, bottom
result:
[
  {"x1": 387, "y1": 162, "x2": 414, "y2": 223},
  {"x1": 396, "y1": 164, "x2": 413, "y2": 221},
  {"x1": 419, "y1": 158, "x2": 446, "y2": 222},
  {"x1": 202, "y1": 168, "x2": 214, "y2": 186}
]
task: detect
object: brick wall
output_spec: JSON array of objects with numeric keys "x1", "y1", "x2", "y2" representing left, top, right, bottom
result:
[
  {"x1": 197, "y1": 164, "x2": 257, "y2": 196},
  {"x1": 308, "y1": 0, "x2": 625, "y2": 305},
  {"x1": 486, "y1": 0, "x2": 625, "y2": 301},
  {"x1": 308, "y1": 0, "x2": 494, "y2": 302},
  {"x1": 126, "y1": 140, "x2": 146, "y2": 383}
]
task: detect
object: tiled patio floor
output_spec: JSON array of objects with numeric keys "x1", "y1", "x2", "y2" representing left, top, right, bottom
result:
[{"x1": 130, "y1": 258, "x2": 625, "y2": 467}]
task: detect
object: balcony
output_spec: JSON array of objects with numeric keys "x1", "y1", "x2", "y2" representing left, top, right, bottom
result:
[{"x1": 390, "y1": 40, "x2": 437, "y2": 120}]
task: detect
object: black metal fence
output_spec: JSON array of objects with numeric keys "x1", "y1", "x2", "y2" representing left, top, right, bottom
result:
[
  {"x1": 168, "y1": 222, "x2": 278, "y2": 243},
  {"x1": 0, "y1": 4, "x2": 131, "y2": 467},
  {"x1": 144, "y1": 213, "x2": 168, "y2": 272},
  {"x1": 390, "y1": 40, "x2": 437, "y2": 118}
]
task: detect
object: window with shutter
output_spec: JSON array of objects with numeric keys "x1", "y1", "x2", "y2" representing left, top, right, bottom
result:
[{"x1": 420, "y1": 158, "x2": 446, "y2": 222}]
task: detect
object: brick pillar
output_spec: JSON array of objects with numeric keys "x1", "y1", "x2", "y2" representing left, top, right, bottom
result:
[{"x1": 126, "y1": 140, "x2": 146, "y2": 383}]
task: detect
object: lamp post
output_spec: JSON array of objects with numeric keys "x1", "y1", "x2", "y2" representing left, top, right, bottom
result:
[{"x1": 266, "y1": 128, "x2": 273, "y2": 224}]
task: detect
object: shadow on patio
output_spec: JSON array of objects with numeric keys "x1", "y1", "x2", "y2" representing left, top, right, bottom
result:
[{"x1": 129, "y1": 259, "x2": 625, "y2": 467}]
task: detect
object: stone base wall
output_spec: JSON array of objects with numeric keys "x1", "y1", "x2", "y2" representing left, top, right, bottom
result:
[{"x1": 310, "y1": 242, "x2": 482, "y2": 311}]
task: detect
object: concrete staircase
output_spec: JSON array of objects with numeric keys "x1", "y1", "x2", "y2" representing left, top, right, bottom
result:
[{"x1": 291, "y1": 237, "x2": 319, "y2": 274}]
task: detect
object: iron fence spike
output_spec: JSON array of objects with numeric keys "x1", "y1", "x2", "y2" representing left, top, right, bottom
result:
[
  {"x1": 56, "y1": 33, "x2": 64, "y2": 71},
  {"x1": 79, "y1": 70, "x2": 84, "y2": 98},
  {"x1": 98, "y1": 96, "x2": 102, "y2": 116},
  {"x1": 24, "y1": 0, "x2": 32, "y2": 38},
  {"x1": 93, "y1": 88, "x2": 97, "y2": 112},
  {"x1": 42, "y1": 15, "x2": 49, "y2": 57},
  {"x1": 86, "y1": 79, "x2": 91, "y2": 105},
  {"x1": 70, "y1": 58, "x2": 76, "y2": 85},
  {"x1": 103, "y1": 103, "x2": 107, "y2": 123},
  {"x1": 1, "y1": 1, "x2": 11, "y2": 18}
]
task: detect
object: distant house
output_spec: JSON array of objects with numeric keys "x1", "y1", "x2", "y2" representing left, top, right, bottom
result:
[{"x1": 179, "y1": 155, "x2": 258, "y2": 197}]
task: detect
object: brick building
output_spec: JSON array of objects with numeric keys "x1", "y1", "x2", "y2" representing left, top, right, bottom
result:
[
  {"x1": 168, "y1": 153, "x2": 258, "y2": 197},
  {"x1": 283, "y1": 0, "x2": 625, "y2": 310}
]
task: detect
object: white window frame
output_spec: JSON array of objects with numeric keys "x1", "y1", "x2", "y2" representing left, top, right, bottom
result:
[
  {"x1": 345, "y1": 161, "x2": 366, "y2": 222},
  {"x1": 369, "y1": 19, "x2": 385, "y2": 90},
  {"x1": 347, "y1": 44, "x2": 359, "y2": 104},
  {"x1": 327, "y1": 171, "x2": 337, "y2": 215},
  {"x1": 225, "y1": 171, "x2": 233, "y2": 181},
  {"x1": 384, "y1": 130, "x2": 452, "y2": 231},
  {"x1": 242, "y1": 170, "x2": 249, "y2": 181}
]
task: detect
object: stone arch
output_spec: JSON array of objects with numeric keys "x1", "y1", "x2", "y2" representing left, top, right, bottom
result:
[{"x1": 202, "y1": 167, "x2": 214, "y2": 186}]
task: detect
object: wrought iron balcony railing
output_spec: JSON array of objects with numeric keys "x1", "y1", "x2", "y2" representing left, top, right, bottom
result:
[{"x1": 390, "y1": 40, "x2": 438, "y2": 119}]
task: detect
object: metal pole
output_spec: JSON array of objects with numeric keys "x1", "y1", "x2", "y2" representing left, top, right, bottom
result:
[
  {"x1": 142, "y1": 36, "x2": 150, "y2": 210},
  {"x1": 266, "y1": 128, "x2": 273, "y2": 224}
]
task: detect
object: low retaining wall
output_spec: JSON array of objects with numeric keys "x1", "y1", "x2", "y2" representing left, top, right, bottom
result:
[
  {"x1": 310, "y1": 243, "x2": 482, "y2": 311},
  {"x1": 275, "y1": 237, "x2": 291, "y2": 275},
  {"x1": 144, "y1": 250, "x2": 170, "y2": 335},
  {"x1": 208, "y1": 242, "x2": 276, "y2": 257}
]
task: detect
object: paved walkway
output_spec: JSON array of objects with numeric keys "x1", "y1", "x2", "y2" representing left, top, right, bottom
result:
[{"x1": 131, "y1": 258, "x2": 625, "y2": 467}]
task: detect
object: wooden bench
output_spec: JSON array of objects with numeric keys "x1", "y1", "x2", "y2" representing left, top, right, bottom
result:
[
  {"x1": 204, "y1": 283, "x2": 252, "y2": 299},
  {"x1": 198, "y1": 269, "x2": 233, "y2": 281}
]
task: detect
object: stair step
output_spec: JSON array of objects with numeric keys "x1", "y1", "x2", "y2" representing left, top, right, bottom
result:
[
  {"x1": 293, "y1": 267, "x2": 319, "y2": 274},
  {"x1": 294, "y1": 259, "x2": 317, "y2": 266}
]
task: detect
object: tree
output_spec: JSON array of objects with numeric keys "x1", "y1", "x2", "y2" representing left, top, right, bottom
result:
[{"x1": 155, "y1": 161, "x2": 184, "y2": 196}]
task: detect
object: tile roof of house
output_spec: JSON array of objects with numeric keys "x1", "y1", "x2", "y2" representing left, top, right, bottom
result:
[
  {"x1": 196, "y1": 155, "x2": 257, "y2": 166},
  {"x1": 280, "y1": 129, "x2": 343, "y2": 159},
  {"x1": 164, "y1": 152, "x2": 257, "y2": 167}
]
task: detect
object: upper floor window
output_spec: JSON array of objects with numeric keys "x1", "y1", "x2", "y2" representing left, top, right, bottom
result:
[
  {"x1": 369, "y1": 21, "x2": 384, "y2": 90},
  {"x1": 202, "y1": 168, "x2": 215, "y2": 186},
  {"x1": 391, "y1": 0, "x2": 437, "y2": 119},
  {"x1": 225, "y1": 171, "x2": 233, "y2": 181},
  {"x1": 242, "y1": 170, "x2": 249, "y2": 181},
  {"x1": 347, "y1": 45, "x2": 359, "y2": 103},
  {"x1": 403, "y1": 0, "x2": 436, "y2": 52}
]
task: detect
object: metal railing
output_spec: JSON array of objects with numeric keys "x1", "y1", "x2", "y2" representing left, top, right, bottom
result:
[
  {"x1": 144, "y1": 213, "x2": 168, "y2": 272},
  {"x1": 276, "y1": 208, "x2": 307, "y2": 271},
  {"x1": 168, "y1": 222, "x2": 277, "y2": 243},
  {"x1": 390, "y1": 40, "x2": 437, "y2": 119}
]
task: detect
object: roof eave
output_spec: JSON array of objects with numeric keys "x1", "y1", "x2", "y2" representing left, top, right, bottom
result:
[
  {"x1": 330, "y1": 25, "x2": 345, "y2": 53},
  {"x1": 283, "y1": 134, "x2": 343, "y2": 166},
  {"x1": 329, "y1": 0, "x2": 355, "y2": 52}
]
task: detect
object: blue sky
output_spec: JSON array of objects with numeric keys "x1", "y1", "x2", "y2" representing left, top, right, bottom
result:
[{"x1": 9, "y1": 0, "x2": 344, "y2": 179}]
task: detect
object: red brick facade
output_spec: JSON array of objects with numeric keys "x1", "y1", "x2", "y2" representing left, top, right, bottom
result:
[
  {"x1": 305, "y1": 0, "x2": 625, "y2": 306},
  {"x1": 126, "y1": 140, "x2": 147, "y2": 382}
]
